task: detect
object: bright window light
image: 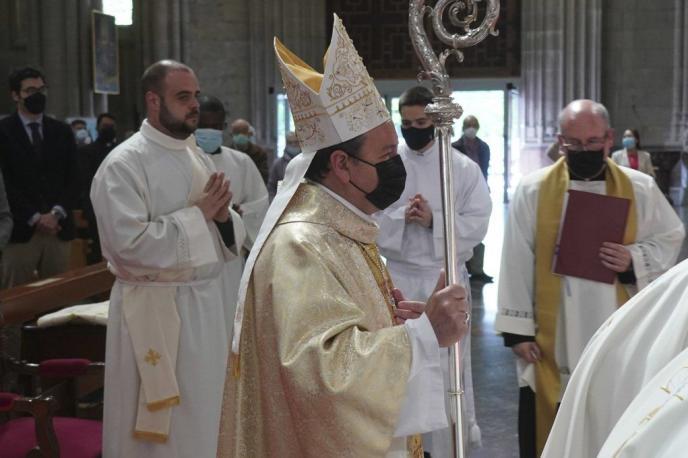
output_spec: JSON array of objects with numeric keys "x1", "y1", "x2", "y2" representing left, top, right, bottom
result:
[{"x1": 102, "y1": 0, "x2": 133, "y2": 26}]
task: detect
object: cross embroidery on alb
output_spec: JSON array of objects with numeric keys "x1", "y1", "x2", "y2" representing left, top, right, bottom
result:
[{"x1": 145, "y1": 348, "x2": 162, "y2": 366}]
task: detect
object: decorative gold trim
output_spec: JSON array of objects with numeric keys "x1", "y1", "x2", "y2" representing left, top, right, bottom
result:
[
  {"x1": 133, "y1": 430, "x2": 169, "y2": 443},
  {"x1": 146, "y1": 395, "x2": 180, "y2": 412}
]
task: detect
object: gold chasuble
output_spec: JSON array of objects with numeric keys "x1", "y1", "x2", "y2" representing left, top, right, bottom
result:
[
  {"x1": 218, "y1": 183, "x2": 421, "y2": 457},
  {"x1": 533, "y1": 157, "x2": 637, "y2": 455}
]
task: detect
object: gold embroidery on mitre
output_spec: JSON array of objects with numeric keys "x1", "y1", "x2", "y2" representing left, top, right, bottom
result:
[
  {"x1": 144, "y1": 348, "x2": 162, "y2": 366},
  {"x1": 274, "y1": 13, "x2": 390, "y2": 152}
]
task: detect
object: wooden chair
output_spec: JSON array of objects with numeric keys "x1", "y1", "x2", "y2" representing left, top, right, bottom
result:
[
  {"x1": 0, "y1": 358, "x2": 104, "y2": 458},
  {"x1": 0, "y1": 263, "x2": 114, "y2": 457}
]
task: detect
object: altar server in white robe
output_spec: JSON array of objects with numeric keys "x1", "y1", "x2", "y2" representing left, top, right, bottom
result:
[
  {"x1": 92, "y1": 60, "x2": 245, "y2": 458},
  {"x1": 195, "y1": 94, "x2": 269, "y2": 310},
  {"x1": 543, "y1": 259, "x2": 688, "y2": 458},
  {"x1": 375, "y1": 85, "x2": 492, "y2": 456},
  {"x1": 496, "y1": 99, "x2": 684, "y2": 457}
]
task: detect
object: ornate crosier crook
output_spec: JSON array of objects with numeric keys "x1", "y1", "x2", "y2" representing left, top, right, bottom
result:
[{"x1": 408, "y1": 2, "x2": 499, "y2": 457}]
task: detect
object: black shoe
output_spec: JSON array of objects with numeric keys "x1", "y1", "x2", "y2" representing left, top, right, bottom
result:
[{"x1": 471, "y1": 273, "x2": 494, "y2": 283}]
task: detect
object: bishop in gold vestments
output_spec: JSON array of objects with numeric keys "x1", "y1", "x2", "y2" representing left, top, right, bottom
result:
[
  {"x1": 218, "y1": 14, "x2": 467, "y2": 457},
  {"x1": 219, "y1": 182, "x2": 430, "y2": 456}
]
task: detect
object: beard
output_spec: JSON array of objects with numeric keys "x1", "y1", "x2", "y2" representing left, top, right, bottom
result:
[{"x1": 159, "y1": 97, "x2": 198, "y2": 138}]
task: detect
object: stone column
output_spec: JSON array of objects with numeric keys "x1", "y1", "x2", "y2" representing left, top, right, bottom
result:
[
  {"x1": 520, "y1": 0, "x2": 602, "y2": 173},
  {"x1": 247, "y1": 0, "x2": 326, "y2": 150},
  {"x1": 671, "y1": 0, "x2": 688, "y2": 146},
  {"x1": 36, "y1": 0, "x2": 105, "y2": 119}
]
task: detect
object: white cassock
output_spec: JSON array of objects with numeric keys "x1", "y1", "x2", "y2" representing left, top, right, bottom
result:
[
  {"x1": 375, "y1": 140, "x2": 492, "y2": 455},
  {"x1": 497, "y1": 165, "x2": 684, "y2": 450},
  {"x1": 543, "y1": 259, "x2": 688, "y2": 458},
  {"x1": 205, "y1": 145, "x2": 268, "y2": 314},
  {"x1": 597, "y1": 346, "x2": 688, "y2": 458},
  {"x1": 92, "y1": 121, "x2": 245, "y2": 458}
]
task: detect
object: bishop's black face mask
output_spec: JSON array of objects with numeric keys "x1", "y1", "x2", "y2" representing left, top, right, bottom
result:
[
  {"x1": 566, "y1": 149, "x2": 607, "y2": 180},
  {"x1": 401, "y1": 125, "x2": 434, "y2": 151},
  {"x1": 348, "y1": 154, "x2": 407, "y2": 210},
  {"x1": 23, "y1": 92, "x2": 46, "y2": 115}
]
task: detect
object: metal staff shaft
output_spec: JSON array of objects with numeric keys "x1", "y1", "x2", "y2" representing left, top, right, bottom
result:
[
  {"x1": 408, "y1": 2, "x2": 500, "y2": 457},
  {"x1": 437, "y1": 121, "x2": 465, "y2": 458}
]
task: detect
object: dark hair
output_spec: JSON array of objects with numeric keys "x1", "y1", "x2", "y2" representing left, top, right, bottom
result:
[
  {"x1": 198, "y1": 94, "x2": 226, "y2": 117},
  {"x1": 141, "y1": 59, "x2": 192, "y2": 97},
  {"x1": 305, "y1": 133, "x2": 366, "y2": 182},
  {"x1": 628, "y1": 128, "x2": 641, "y2": 149},
  {"x1": 96, "y1": 112, "x2": 116, "y2": 128},
  {"x1": 398, "y1": 85, "x2": 434, "y2": 111},
  {"x1": 8, "y1": 67, "x2": 45, "y2": 93},
  {"x1": 70, "y1": 119, "x2": 87, "y2": 128}
]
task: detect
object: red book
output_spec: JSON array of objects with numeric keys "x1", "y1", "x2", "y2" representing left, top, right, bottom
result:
[{"x1": 553, "y1": 190, "x2": 631, "y2": 284}]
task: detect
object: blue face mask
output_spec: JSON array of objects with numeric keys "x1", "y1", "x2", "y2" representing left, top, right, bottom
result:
[
  {"x1": 284, "y1": 145, "x2": 301, "y2": 158},
  {"x1": 622, "y1": 137, "x2": 637, "y2": 150},
  {"x1": 233, "y1": 133, "x2": 250, "y2": 149},
  {"x1": 195, "y1": 128, "x2": 223, "y2": 154}
]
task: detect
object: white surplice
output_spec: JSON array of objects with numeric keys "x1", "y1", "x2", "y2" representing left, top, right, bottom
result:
[
  {"x1": 497, "y1": 166, "x2": 683, "y2": 398},
  {"x1": 375, "y1": 140, "x2": 492, "y2": 455},
  {"x1": 92, "y1": 120, "x2": 244, "y2": 458},
  {"x1": 206, "y1": 145, "x2": 268, "y2": 311},
  {"x1": 597, "y1": 346, "x2": 688, "y2": 458},
  {"x1": 542, "y1": 259, "x2": 688, "y2": 458}
]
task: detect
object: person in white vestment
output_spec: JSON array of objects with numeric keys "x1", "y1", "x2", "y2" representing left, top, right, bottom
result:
[
  {"x1": 375, "y1": 85, "x2": 492, "y2": 457},
  {"x1": 195, "y1": 94, "x2": 269, "y2": 312},
  {"x1": 91, "y1": 60, "x2": 245, "y2": 458},
  {"x1": 543, "y1": 258, "x2": 688, "y2": 457},
  {"x1": 495, "y1": 99, "x2": 685, "y2": 457}
]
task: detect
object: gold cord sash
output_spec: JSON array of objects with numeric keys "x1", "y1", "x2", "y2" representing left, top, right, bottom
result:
[
  {"x1": 533, "y1": 157, "x2": 637, "y2": 455},
  {"x1": 358, "y1": 242, "x2": 424, "y2": 458}
]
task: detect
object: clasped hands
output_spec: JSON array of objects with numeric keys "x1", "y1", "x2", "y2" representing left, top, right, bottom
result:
[
  {"x1": 36, "y1": 213, "x2": 61, "y2": 235},
  {"x1": 392, "y1": 271, "x2": 470, "y2": 348},
  {"x1": 405, "y1": 194, "x2": 432, "y2": 228},
  {"x1": 197, "y1": 172, "x2": 233, "y2": 223}
]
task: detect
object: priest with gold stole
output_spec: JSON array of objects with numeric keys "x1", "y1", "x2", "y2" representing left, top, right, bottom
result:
[
  {"x1": 217, "y1": 15, "x2": 472, "y2": 458},
  {"x1": 496, "y1": 99, "x2": 685, "y2": 457}
]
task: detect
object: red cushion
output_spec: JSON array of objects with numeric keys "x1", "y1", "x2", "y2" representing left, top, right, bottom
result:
[
  {"x1": 0, "y1": 393, "x2": 20, "y2": 412},
  {"x1": 0, "y1": 417, "x2": 102, "y2": 458},
  {"x1": 39, "y1": 359, "x2": 92, "y2": 378}
]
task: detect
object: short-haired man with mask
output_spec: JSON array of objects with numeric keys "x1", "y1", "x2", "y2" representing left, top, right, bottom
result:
[
  {"x1": 196, "y1": 94, "x2": 268, "y2": 306},
  {"x1": 91, "y1": 60, "x2": 245, "y2": 457},
  {"x1": 496, "y1": 99, "x2": 684, "y2": 457},
  {"x1": 375, "y1": 85, "x2": 492, "y2": 457},
  {"x1": 452, "y1": 114, "x2": 493, "y2": 283},
  {"x1": 79, "y1": 112, "x2": 118, "y2": 263},
  {"x1": 218, "y1": 17, "x2": 471, "y2": 457},
  {"x1": 229, "y1": 118, "x2": 269, "y2": 184},
  {"x1": 0, "y1": 66, "x2": 79, "y2": 288}
]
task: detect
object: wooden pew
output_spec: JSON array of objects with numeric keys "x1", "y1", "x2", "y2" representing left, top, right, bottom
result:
[{"x1": 0, "y1": 262, "x2": 114, "y2": 328}]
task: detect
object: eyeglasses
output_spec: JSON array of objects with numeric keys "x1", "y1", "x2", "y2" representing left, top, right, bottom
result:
[
  {"x1": 21, "y1": 85, "x2": 48, "y2": 96},
  {"x1": 560, "y1": 137, "x2": 607, "y2": 153}
]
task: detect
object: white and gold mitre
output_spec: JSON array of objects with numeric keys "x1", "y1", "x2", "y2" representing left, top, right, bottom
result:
[{"x1": 274, "y1": 14, "x2": 390, "y2": 151}]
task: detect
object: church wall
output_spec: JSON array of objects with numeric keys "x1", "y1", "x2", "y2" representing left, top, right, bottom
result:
[{"x1": 601, "y1": 0, "x2": 679, "y2": 149}]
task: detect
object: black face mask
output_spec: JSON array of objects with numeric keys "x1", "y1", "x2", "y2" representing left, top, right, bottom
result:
[
  {"x1": 566, "y1": 149, "x2": 607, "y2": 180},
  {"x1": 23, "y1": 92, "x2": 46, "y2": 115},
  {"x1": 401, "y1": 125, "x2": 434, "y2": 151},
  {"x1": 98, "y1": 126, "x2": 116, "y2": 143},
  {"x1": 349, "y1": 154, "x2": 407, "y2": 210}
]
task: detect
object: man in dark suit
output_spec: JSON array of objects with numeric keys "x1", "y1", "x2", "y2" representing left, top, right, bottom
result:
[{"x1": 0, "y1": 67, "x2": 79, "y2": 287}]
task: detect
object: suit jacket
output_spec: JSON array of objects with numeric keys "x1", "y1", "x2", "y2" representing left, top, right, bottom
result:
[
  {"x1": 0, "y1": 112, "x2": 78, "y2": 242},
  {"x1": 611, "y1": 149, "x2": 656, "y2": 178}
]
